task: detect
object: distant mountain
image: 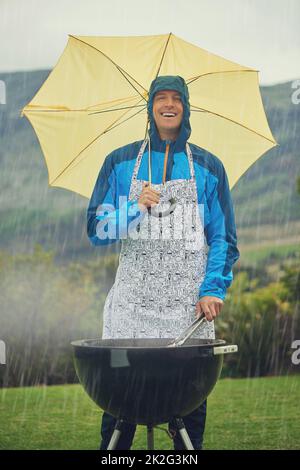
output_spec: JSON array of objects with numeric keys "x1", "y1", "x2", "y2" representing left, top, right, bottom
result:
[
  {"x1": 0, "y1": 70, "x2": 299, "y2": 262},
  {"x1": 233, "y1": 81, "x2": 300, "y2": 228}
]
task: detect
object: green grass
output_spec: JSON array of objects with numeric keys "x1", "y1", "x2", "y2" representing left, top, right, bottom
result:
[
  {"x1": 239, "y1": 243, "x2": 300, "y2": 266},
  {"x1": 0, "y1": 375, "x2": 299, "y2": 450}
]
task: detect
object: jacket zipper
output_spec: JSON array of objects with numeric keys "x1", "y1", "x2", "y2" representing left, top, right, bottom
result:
[{"x1": 162, "y1": 143, "x2": 170, "y2": 184}]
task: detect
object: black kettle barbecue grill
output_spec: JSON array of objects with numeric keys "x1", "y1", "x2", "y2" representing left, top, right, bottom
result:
[{"x1": 71, "y1": 315, "x2": 238, "y2": 450}]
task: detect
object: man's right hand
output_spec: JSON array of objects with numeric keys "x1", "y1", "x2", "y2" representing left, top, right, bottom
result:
[{"x1": 138, "y1": 182, "x2": 160, "y2": 212}]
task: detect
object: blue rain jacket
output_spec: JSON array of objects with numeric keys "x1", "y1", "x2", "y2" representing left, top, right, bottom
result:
[{"x1": 87, "y1": 76, "x2": 240, "y2": 301}]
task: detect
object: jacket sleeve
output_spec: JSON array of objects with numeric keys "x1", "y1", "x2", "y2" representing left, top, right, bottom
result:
[
  {"x1": 199, "y1": 162, "x2": 240, "y2": 300},
  {"x1": 87, "y1": 153, "x2": 146, "y2": 246}
]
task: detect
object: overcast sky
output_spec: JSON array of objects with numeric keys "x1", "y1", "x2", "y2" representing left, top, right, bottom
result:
[{"x1": 0, "y1": 0, "x2": 299, "y2": 85}]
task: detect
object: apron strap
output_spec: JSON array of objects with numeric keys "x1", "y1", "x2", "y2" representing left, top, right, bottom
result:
[
  {"x1": 132, "y1": 139, "x2": 195, "y2": 184},
  {"x1": 132, "y1": 139, "x2": 148, "y2": 182},
  {"x1": 186, "y1": 143, "x2": 196, "y2": 181}
]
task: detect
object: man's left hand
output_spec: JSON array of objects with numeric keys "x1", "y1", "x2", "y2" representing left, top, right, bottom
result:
[{"x1": 195, "y1": 296, "x2": 224, "y2": 322}]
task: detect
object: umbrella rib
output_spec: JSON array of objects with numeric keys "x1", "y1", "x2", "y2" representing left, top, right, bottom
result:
[
  {"x1": 69, "y1": 35, "x2": 148, "y2": 102},
  {"x1": 90, "y1": 96, "x2": 146, "y2": 140},
  {"x1": 26, "y1": 102, "x2": 146, "y2": 142},
  {"x1": 88, "y1": 104, "x2": 145, "y2": 115},
  {"x1": 49, "y1": 104, "x2": 147, "y2": 185},
  {"x1": 23, "y1": 104, "x2": 146, "y2": 114},
  {"x1": 92, "y1": 98, "x2": 147, "y2": 141},
  {"x1": 191, "y1": 105, "x2": 277, "y2": 144},
  {"x1": 98, "y1": 101, "x2": 146, "y2": 135},
  {"x1": 186, "y1": 69, "x2": 258, "y2": 85},
  {"x1": 155, "y1": 32, "x2": 172, "y2": 78}
]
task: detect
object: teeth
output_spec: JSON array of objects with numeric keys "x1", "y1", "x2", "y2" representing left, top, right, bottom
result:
[{"x1": 162, "y1": 113, "x2": 176, "y2": 117}]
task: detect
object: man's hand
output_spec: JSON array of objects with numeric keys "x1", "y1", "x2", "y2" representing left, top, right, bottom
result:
[
  {"x1": 195, "y1": 296, "x2": 224, "y2": 322},
  {"x1": 138, "y1": 182, "x2": 160, "y2": 211}
]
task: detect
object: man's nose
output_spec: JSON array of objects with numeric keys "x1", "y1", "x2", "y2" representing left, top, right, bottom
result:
[{"x1": 165, "y1": 98, "x2": 175, "y2": 107}]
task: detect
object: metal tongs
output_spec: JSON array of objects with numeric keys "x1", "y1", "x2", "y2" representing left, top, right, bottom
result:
[{"x1": 167, "y1": 313, "x2": 207, "y2": 348}]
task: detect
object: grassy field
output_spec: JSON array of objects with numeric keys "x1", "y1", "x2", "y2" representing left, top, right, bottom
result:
[
  {"x1": 236, "y1": 220, "x2": 300, "y2": 267},
  {"x1": 0, "y1": 375, "x2": 299, "y2": 450},
  {"x1": 239, "y1": 242, "x2": 300, "y2": 266}
]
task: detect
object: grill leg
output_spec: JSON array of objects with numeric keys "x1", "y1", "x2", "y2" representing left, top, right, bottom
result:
[
  {"x1": 147, "y1": 426, "x2": 154, "y2": 450},
  {"x1": 107, "y1": 419, "x2": 124, "y2": 450},
  {"x1": 174, "y1": 417, "x2": 194, "y2": 450}
]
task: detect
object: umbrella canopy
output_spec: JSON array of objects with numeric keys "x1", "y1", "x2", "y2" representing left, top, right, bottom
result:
[{"x1": 21, "y1": 32, "x2": 277, "y2": 198}]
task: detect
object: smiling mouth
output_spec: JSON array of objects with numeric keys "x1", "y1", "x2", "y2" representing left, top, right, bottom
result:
[{"x1": 160, "y1": 113, "x2": 177, "y2": 118}]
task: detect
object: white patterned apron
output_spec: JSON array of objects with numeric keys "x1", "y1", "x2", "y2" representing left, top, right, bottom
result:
[{"x1": 102, "y1": 140, "x2": 215, "y2": 340}]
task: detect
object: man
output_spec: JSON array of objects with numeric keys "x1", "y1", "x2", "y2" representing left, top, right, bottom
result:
[{"x1": 87, "y1": 75, "x2": 240, "y2": 449}]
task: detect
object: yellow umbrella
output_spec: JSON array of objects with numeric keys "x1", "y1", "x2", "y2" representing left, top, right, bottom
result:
[{"x1": 21, "y1": 32, "x2": 277, "y2": 198}]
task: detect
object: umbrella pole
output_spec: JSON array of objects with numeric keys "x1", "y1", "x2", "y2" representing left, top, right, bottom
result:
[{"x1": 148, "y1": 136, "x2": 152, "y2": 188}]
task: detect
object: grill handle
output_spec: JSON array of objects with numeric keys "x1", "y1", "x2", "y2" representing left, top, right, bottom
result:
[{"x1": 213, "y1": 345, "x2": 238, "y2": 355}]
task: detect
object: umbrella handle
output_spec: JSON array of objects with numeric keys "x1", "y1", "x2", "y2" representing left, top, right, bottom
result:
[{"x1": 148, "y1": 197, "x2": 177, "y2": 218}]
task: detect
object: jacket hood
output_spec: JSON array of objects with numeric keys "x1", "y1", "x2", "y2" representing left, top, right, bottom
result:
[{"x1": 147, "y1": 75, "x2": 191, "y2": 152}]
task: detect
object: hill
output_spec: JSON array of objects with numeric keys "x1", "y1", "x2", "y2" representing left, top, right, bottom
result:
[{"x1": 0, "y1": 71, "x2": 299, "y2": 262}]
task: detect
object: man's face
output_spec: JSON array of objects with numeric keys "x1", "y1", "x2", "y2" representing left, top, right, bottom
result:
[{"x1": 152, "y1": 89, "x2": 184, "y2": 139}]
